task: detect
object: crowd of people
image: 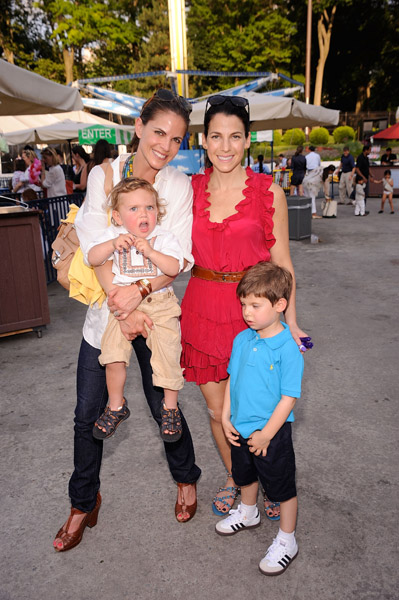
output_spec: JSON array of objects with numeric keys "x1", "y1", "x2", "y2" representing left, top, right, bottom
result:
[
  {"x1": 9, "y1": 140, "x2": 114, "y2": 202},
  {"x1": 285, "y1": 142, "x2": 397, "y2": 218}
]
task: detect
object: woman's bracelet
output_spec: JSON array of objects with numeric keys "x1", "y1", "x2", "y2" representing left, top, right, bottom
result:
[{"x1": 135, "y1": 278, "x2": 152, "y2": 299}]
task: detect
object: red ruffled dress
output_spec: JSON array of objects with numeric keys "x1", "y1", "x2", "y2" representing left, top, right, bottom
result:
[{"x1": 181, "y1": 167, "x2": 275, "y2": 385}]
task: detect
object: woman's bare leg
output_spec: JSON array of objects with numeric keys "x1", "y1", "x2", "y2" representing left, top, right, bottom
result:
[{"x1": 199, "y1": 380, "x2": 238, "y2": 512}]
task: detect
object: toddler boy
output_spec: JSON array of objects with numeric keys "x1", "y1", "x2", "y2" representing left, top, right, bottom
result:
[{"x1": 216, "y1": 261, "x2": 304, "y2": 576}]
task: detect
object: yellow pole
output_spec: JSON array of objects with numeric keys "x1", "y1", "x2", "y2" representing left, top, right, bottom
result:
[{"x1": 168, "y1": 0, "x2": 188, "y2": 97}]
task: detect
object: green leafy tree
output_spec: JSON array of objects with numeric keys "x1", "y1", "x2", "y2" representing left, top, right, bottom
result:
[
  {"x1": 187, "y1": 0, "x2": 296, "y2": 96},
  {"x1": 322, "y1": 0, "x2": 398, "y2": 112},
  {"x1": 282, "y1": 128, "x2": 306, "y2": 145},
  {"x1": 36, "y1": 0, "x2": 141, "y2": 83},
  {"x1": 333, "y1": 126, "x2": 355, "y2": 143},
  {"x1": 118, "y1": 0, "x2": 171, "y2": 98},
  {"x1": 309, "y1": 127, "x2": 329, "y2": 144}
]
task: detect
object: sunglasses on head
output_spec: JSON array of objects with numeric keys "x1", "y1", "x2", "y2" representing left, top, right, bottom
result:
[
  {"x1": 205, "y1": 95, "x2": 250, "y2": 120},
  {"x1": 151, "y1": 88, "x2": 192, "y2": 114}
]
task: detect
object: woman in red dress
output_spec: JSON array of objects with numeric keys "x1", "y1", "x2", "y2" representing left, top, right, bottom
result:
[{"x1": 180, "y1": 96, "x2": 306, "y2": 517}]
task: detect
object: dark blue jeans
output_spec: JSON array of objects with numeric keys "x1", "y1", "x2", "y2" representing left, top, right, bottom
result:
[{"x1": 69, "y1": 337, "x2": 201, "y2": 512}]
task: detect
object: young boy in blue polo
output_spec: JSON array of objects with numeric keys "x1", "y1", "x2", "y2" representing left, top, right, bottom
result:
[{"x1": 216, "y1": 261, "x2": 304, "y2": 576}]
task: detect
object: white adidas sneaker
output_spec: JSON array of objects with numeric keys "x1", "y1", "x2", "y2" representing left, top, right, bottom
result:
[
  {"x1": 215, "y1": 503, "x2": 261, "y2": 536},
  {"x1": 259, "y1": 535, "x2": 298, "y2": 576}
]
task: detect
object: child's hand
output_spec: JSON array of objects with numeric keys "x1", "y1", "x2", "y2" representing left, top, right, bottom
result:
[
  {"x1": 133, "y1": 237, "x2": 153, "y2": 258},
  {"x1": 113, "y1": 233, "x2": 135, "y2": 252},
  {"x1": 222, "y1": 419, "x2": 241, "y2": 447},
  {"x1": 248, "y1": 430, "x2": 270, "y2": 457}
]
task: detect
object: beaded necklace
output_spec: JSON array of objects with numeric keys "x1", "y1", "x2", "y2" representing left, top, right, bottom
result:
[{"x1": 122, "y1": 154, "x2": 134, "y2": 179}]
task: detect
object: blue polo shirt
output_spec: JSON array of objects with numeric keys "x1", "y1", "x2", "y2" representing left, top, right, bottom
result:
[{"x1": 227, "y1": 323, "x2": 304, "y2": 439}]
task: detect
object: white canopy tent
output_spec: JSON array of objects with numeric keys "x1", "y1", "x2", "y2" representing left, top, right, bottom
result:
[
  {"x1": 1, "y1": 111, "x2": 133, "y2": 145},
  {"x1": 189, "y1": 91, "x2": 339, "y2": 133},
  {"x1": 0, "y1": 60, "x2": 83, "y2": 115}
]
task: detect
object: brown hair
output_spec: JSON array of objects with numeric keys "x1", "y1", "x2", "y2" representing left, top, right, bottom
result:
[
  {"x1": 237, "y1": 261, "x2": 293, "y2": 305},
  {"x1": 131, "y1": 90, "x2": 190, "y2": 152},
  {"x1": 108, "y1": 177, "x2": 166, "y2": 225},
  {"x1": 42, "y1": 147, "x2": 60, "y2": 165},
  {"x1": 22, "y1": 188, "x2": 38, "y2": 202}
]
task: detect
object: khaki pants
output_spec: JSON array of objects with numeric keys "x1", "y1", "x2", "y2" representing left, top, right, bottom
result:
[
  {"x1": 99, "y1": 289, "x2": 184, "y2": 391},
  {"x1": 339, "y1": 172, "x2": 353, "y2": 203}
]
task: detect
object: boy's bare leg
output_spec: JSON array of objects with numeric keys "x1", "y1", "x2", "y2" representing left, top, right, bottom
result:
[
  {"x1": 106, "y1": 361, "x2": 126, "y2": 411},
  {"x1": 280, "y1": 496, "x2": 298, "y2": 533},
  {"x1": 388, "y1": 193, "x2": 394, "y2": 212},
  {"x1": 164, "y1": 389, "x2": 178, "y2": 410}
]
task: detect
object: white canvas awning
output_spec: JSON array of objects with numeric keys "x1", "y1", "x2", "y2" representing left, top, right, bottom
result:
[
  {"x1": 189, "y1": 91, "x2": 339, "y2": 133},
  {"x1": 0, "y1": 60, "x2": 83, "y2": 115},
  {"x1": 1, "y1": 111, "x2": 133, "y2": 145}
]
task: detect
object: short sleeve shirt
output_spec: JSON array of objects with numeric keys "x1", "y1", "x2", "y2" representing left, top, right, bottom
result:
[
  {"x1": 306, "y1": 152, "x2": 321, "y2": 170},
  {"x1": 356, "y1": 153, "x2": 370, "y2": 179},
  {"x1": 88, "y1": 224, "x2": 184, "y2": 286},
  {"x1": 381, "y1": 153, "x2": 397, "y2": 164},
  {"x1": 341, "y1": 154, "x2": 355, "y2": 173},
  {"x1": 227, "y1": 323, "x2": 304, "y2": 439}
]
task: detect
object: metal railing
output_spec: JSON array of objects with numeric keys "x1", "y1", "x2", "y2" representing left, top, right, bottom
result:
[
  {"x1": 0, "y1": 192, "x2": 84, "y2": 284},
  {"x1": 273, "y1": 169, "x2": 292, "y2": 191}
]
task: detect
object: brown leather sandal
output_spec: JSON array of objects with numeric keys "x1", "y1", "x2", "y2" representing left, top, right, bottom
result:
[
  {"x1": 175, "y1": 482, "x2": 197, "y2": 523},
  {"x1": 93, "y1": 398, "x2": 130, "y2": 440},
  {"x1": 53, "y1": 492, "x2": 102, "y2": 552},
  {"x1": 160, "y1": 403, "x2": 182, "y2": 442}
]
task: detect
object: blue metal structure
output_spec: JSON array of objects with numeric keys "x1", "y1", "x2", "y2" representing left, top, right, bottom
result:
[{"x1": 76, "y1": 70, "x2": 304, "y2": 120}]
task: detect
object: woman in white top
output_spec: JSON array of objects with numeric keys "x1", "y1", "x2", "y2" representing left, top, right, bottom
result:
[
  {"x1": 53, "y1": 89, "x2": 201, "y2": 553},
  {"x1": 40, "y1": 147, "x2": 67, "y2": 197},
  {"x1": 19, "y1": 148, "x2": 42, "y2": 193}
]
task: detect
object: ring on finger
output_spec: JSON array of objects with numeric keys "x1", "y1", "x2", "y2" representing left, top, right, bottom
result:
[{"x1": 114, "y1": 311, "x2": 120, "y2": 317}]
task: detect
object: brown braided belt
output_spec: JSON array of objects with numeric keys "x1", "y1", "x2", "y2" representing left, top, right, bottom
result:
[{"x1": 191, "y1": 265, "x2": 248, "y2": 283}]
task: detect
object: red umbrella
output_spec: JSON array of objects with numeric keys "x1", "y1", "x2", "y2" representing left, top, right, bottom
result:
[{"x1": 373, "y1": 122, "x2": 399, "y2": 139}]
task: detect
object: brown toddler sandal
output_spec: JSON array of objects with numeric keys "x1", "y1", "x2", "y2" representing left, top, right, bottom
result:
[
  {"x1": 93, "y1": 398, "x2": 130, "y2": 440},
  {"x1": 160, "y1": 403, "x2": 182, "y2": 442}
]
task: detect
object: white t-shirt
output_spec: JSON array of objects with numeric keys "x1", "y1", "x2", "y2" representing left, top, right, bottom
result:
[
  {"x1": 74, "y1": 156, "x2": 194, "y2": 349},
  {"x1": 88, "y1": 223, "x2": 184, "y2": 288},
  {"x1": 42, "y1": 165, "x2": 67, "y2": 197},
  {"x1": 306, "y1": 151, "x2": 321, "y2": 171}
]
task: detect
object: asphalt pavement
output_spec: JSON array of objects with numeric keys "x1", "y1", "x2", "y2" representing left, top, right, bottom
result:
[{"x1": 0, "y1": 197, "x2": 398, "y2": 600}]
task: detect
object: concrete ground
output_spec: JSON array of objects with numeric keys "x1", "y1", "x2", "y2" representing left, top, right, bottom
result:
[{"x1": 0, "y1": 198, "x2": 398, "y2": 600}]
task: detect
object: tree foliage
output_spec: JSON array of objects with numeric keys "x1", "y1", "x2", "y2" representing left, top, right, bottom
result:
[
  {"x1": 333, "y1": 126, "x2": 355, "y2": 143},
  {"x1": 0, "y1": 0, "x2": 397, "y2": 112},
  {"x1": 282, "y1": 128, "x2": 306, "y2": 145},
  {"x1": 309, "y1": 127, "x2": 329, "y2": 145},
  {"x1": 187, "y1": 0, "x2": 296, "y2": 95}
]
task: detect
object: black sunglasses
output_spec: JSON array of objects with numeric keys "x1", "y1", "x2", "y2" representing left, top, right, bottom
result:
[
  {"x1": 205, "y1": 95, "x2": 250, "y2": 120},
  {"x1": 153, "y1": 88, "x2": 192, "y2": 114}
]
